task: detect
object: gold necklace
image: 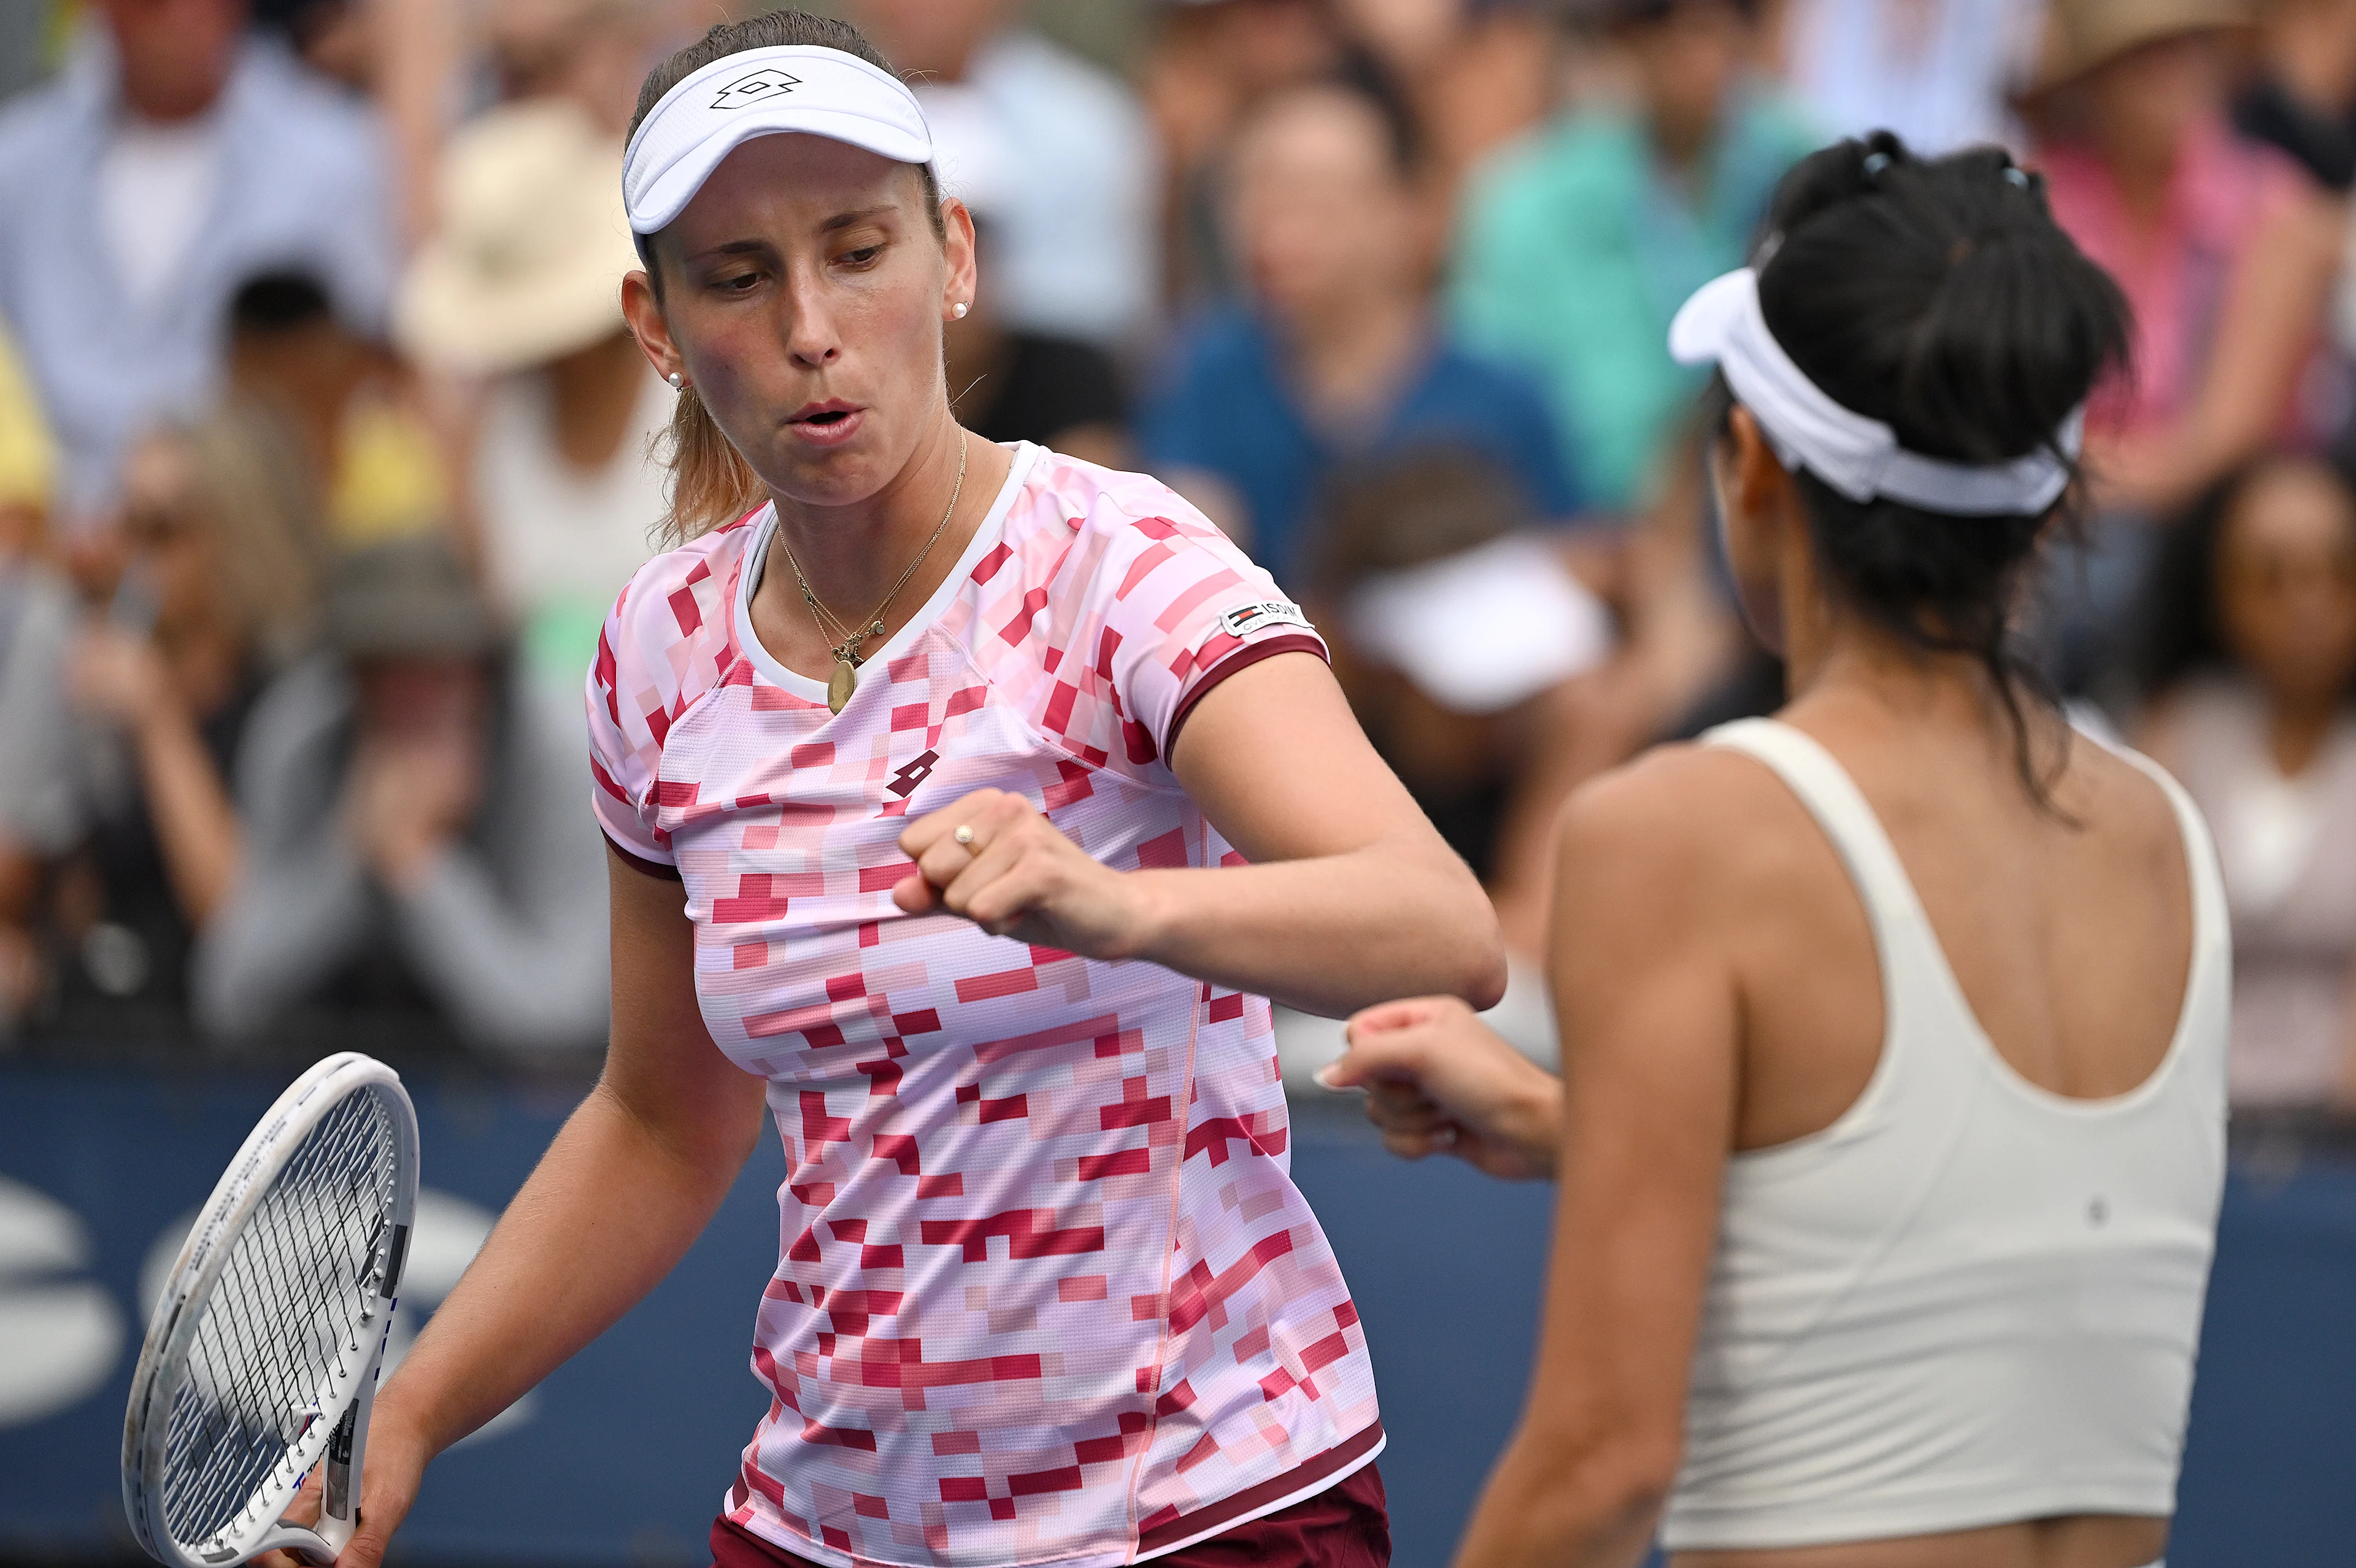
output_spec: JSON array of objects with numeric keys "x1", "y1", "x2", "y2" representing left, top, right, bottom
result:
[{"x1": 776, "y1": 435, "x2": 968, "y2": 713}]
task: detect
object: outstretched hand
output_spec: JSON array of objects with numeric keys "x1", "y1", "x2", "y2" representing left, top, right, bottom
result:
[
  {"x1": 895, "y1": 789, "x2": 1161, "y2": 960},
  {"x1": 1322, "y1": 996, "x2": 1565, "y2": 1181}
]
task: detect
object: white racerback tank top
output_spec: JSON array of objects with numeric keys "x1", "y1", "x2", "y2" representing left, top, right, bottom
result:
[{"x1": 1660, "y1": 719, "x2": 2232, "y2": 1553}]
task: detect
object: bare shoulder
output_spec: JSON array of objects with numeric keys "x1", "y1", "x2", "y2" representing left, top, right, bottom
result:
[
  {"x1": 1553, "y1": 741, "x2": 1831, "y2": 929},
  {"x1": 2054, "y1": 734, "x2": 2193, "y2": 888}
]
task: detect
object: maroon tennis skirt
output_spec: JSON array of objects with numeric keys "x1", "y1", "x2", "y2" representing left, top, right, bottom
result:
[{"x1": 709, "y1": 1461, "x2": 1389, "y2": 1568}]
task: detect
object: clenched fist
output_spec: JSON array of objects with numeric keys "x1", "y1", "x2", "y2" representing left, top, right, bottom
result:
[{"x1": 895, "y1": 789, "x2": 1164, "y2": 961}]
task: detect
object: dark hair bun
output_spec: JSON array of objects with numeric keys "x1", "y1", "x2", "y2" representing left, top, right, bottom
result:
[
  {"x1": 1731, "y1": 131, "x2": 2133, "y2": 804},
  {"x1": 1755, "y1": 131, "x2": 2130, "y2": 467}
]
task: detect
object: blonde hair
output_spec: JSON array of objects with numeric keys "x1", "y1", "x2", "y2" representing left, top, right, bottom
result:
[{"x1": 656, "y1": 382, "x2": 769, "y2": 545}]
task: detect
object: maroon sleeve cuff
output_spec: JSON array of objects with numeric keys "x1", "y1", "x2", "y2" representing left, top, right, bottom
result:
[
  {"x1": 603, "y1": 832, "x2": 682, "y2": 881},
  {"x1": 1165, "y1": 633, "x2": 1329, "y2": 761}
]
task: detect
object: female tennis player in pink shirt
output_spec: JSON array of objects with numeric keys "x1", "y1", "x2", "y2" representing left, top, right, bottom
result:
[{"x1": 279, "y1": 12, "x2": 1504, "y2": 1568}]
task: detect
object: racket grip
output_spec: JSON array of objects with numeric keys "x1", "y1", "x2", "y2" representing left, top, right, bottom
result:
[{"x1": 246, "y1": 1521, "x2": 339, "y2": 1566}]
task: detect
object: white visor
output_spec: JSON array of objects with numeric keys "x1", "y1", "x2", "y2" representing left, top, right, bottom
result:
[
  {"x1": 623, "y1": 45, "x2": 935, "y2": 236},
  {"x1": 1669, "y1": 268, "x2": 2081, "y2": 517}
]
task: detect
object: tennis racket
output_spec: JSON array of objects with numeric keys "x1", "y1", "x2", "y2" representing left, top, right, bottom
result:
[{"x1": 123, "y1": 1052, "x2": 420, "y2": 1567}]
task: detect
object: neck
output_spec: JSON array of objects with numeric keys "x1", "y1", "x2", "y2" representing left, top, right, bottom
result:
[
  {"x1": 1779, "y1": 580, "x2": 2044, "y2": 756},
  {"x1": 763, "y1": 417, "x2": 1012, "y2": 653},
  {"x1": 545, "y1": 332, "x2": 650, "y2": 471},
  {"x1": 1285, "y1": 285, "x2": 1426, "y2": 425},
  {"x1": 2266, "y1": 691, "x2": 2343, "y2": 777}
]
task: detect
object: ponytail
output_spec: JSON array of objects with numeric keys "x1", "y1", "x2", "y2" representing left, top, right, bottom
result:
[{"x1": 655, "y1": 382, "x2": 768, "y2": 545}]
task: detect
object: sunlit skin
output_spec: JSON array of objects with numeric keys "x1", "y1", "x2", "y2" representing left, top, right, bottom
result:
[
  {"x1": 1323, "y1": 407, "x2": 2188, "y2": 1568},
  {"x1": 264, "y1": 112, "x2": 1502, "y2": 1568}
]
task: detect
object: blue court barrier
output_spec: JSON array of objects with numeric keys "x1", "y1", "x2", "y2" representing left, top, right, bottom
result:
[{"x1": 0, "y1": 1061, "x2": 2347, "y2": 1564}]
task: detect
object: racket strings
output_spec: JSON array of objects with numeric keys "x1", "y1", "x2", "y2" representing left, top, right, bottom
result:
[{"x1": 159, "y1": 1086, "x2": 401, "y2": 1552}]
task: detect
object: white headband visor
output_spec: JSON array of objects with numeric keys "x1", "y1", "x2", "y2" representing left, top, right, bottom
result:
[
  {"x1": 1669, "y1": 268, "x2": 2081, "y2": 517},
  {"x1": 623, "y1": 46, "x2": 934, "y2": 236}
]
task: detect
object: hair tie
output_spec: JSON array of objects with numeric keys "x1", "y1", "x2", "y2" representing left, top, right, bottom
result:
[
  {"x1": 1861, "y1": 150, "x2": 1893, "y2": 179},
  {"x1": 2002, "y1": 165, "x2": 2031, "y2": 189}
]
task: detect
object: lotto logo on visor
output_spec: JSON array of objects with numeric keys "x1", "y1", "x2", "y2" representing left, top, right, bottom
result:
[
  {"x1": 713, "y1": 67, "x2": 801, "y2": 109},
  {"x1": 622, "y1": 45, "x2": 936, "y2": 236},
  {"x1": 1218, "y1": 601, "x2": 1313, "y2": 639}
]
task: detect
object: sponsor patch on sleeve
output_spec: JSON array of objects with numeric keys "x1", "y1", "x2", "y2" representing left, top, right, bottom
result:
[{"x1": 1215, "y1": 599, "x2": 1315, "y2": 640}]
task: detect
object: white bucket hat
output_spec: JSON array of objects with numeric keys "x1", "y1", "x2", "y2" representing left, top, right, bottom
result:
[{"x1": 396, "y1": 100, "x2": 641, "y2": 377}]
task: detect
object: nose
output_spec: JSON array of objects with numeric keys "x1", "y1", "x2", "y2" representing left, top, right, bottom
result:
[{"x1": 779, "y1": 270, "x2": 842, "y2": 370}]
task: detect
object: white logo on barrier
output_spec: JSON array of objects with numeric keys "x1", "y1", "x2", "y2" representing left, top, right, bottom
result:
[
  {"x1": 0, "y1": 1176, "x2": 126, "y2": 1428},
  {"x1": 139, "y1": 1187, "x2": 537, "y2": 1443}
]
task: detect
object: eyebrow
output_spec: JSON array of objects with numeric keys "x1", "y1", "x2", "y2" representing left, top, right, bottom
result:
[
  {"x1": 682, "y1": 206, "x2": 898, "y2": 264},
  {"x1": 818, "y1": 205, "x2": 897, "y2": 234}
]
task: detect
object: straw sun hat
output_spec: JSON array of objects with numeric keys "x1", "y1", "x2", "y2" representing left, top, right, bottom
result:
[
  {"x1": 2022, "y1": 0, "x2": 2252, "y2": 96},
  {"x1": 395, "y1": 99, "x2": 642, "y2": 377}
]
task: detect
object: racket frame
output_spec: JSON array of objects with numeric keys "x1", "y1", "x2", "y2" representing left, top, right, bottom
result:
[{"x1": 123, "y1": 1051, "x2": 420, "y2": 1567}]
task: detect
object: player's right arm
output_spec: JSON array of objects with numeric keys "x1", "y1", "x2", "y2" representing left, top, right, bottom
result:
[{"x1": 309, "y1": 847, "x2": 769, "y2": 1568}]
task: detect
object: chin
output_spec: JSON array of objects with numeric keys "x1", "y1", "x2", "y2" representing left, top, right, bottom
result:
[{"x1": 763, "y1": 442, "x2": 891, "y2": 509}]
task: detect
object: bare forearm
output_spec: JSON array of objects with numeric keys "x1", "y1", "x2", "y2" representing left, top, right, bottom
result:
[
  {"x1": 1132, "y1": 833, "x2": 1505, "y2": 1017},
  {"x1": 133, "y1": 707, "x2": 241, "y2": 925},
  {"x1": 375, "y1": 1082, "x2": 752, "y2": 1454},
  {"x1": 1452, "y1": 1434, "x2": 1668, "y2": 1568}
]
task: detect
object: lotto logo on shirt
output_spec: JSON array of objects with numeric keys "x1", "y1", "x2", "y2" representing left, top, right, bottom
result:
[{"x1": 1217, "y1": 600, "x2": 1313, "y2": 640}]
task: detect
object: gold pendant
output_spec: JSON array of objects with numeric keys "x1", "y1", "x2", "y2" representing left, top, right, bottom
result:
[{"x1": 827, "y1": 658, "x2": 858, "y2": 714}]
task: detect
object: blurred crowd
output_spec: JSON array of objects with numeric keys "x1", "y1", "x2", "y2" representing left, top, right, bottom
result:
[{"x1": 1, "y1": 0, "x2": 2355, "y2": 1115}]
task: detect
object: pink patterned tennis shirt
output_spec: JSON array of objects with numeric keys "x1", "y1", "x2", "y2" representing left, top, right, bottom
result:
[{"x1": 586, "y1": 444, "x2": 1382, "y2": 1568}]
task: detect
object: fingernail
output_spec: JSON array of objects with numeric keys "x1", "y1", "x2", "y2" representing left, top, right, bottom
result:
[{"x1": 1312, "y1": 1064, "x2": 1341, "y2": 1089}]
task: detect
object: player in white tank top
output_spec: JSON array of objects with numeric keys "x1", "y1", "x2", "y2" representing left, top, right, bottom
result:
[{"x1": 1322, "y1": 134, "x2": 2225, "y2": 1568}]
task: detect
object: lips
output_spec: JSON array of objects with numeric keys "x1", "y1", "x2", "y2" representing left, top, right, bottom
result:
[{"x1": 786, "y1": 399, "x2": 866, "y2": 448}]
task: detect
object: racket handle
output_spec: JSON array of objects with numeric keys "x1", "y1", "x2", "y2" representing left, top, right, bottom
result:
[{"x1": 247, "y1": 1521, "x2": 339, "y2": 1566}]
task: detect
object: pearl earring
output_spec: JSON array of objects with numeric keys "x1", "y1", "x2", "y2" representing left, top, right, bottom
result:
[
  {"x1": 666, "y1": 372, "x2": 684, "y2": 390},
  {"x1": 952, "y1": 301, "x2": 969, "y2": 319}
]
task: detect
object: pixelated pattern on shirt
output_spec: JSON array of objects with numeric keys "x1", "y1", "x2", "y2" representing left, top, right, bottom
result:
[{"x1": 585, "y1": 449, "x2": 1371, "y2": 1568}]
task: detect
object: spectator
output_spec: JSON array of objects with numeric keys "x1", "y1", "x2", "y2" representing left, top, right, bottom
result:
[
  {"x1": 1447, "y1": 0, "x2": 1819, "y2": 511},
  {"x1": 226, "y1": 271, "x2": 450, "y2": 553},
  {"x1": 195, "y1": 534, "x2": 607, "y2": 1058},
  {"x1": 2233, "y1": 0, "x2": 2356, "y2": 191},
  {"x1": 945, "y1": 212, "x2": 1133, "y2": 469},
  {"x1": 1144, "y1": 0, "x2": 1350, "y2": 312},
  {"x1": 1138, "y1": 77, "x2": 1577, "y2": 588},
  {"x1": 1779, "y1": 0, "x2": 2041, "y2": 152},
  {"x1": 0, "y1": 0, "x2": 395, "y2": 522},
  {"x1": 2027, "y1": 0, "x2": 2344, "y2": 518},
  {"x1": 1311, "y1": 452, "x2": 1612, "y2": 880},
  {"x1": 2136, "y1": 455, "x2": 2356, "y2": 1111},
  {"x1": 53, "y1": 420, "x2": 318, "y2": 1039},
  {"x1": 485, "y1": 0, "x2": 684, "y2": 134},
  {"x1": 395, "y1": 99, "x2": 660, "y2": 692},
  {"x1": 0, "y1": 323, "x2": 77, "y2": 1033},
  {"x1": 856, "y1": 0, "x2": 1158, "y2": 348},
  {"x1": 1331, "y1": 0, "x2": 1563, "y2": 231}
]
